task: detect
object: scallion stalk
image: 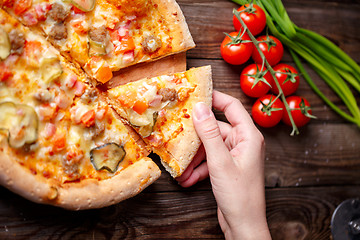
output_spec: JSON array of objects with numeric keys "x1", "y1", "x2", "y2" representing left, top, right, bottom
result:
[{"x1": 290, "y1": 50, "x2": 359, "y2": 125}]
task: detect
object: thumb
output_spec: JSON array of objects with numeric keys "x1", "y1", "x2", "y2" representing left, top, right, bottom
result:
[{"x1": 193, "y1": 102, "x2": 232, "y2": 168}]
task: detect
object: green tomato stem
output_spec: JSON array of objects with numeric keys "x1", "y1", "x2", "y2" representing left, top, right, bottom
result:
[
  {"x1": 233, "y1": 8, "x2": 300, "y2": 135},
  {"x1": 230, "y1": 0, "x2": 360, "y2": 129}
]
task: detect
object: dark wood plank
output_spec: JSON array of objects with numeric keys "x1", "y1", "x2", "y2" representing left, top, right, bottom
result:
[
  {"x1": 267, "y1": 186, "x2": 360, "y2": 240},
  {"x1": 0, "y1": 187, "x2": 222, "y2": 239},
  {"x1": 1, "y1": 1, "x2": 359, "y2": 239},
  {"x1": 149, "y1": 122, "x2": 360, "y2": 191},
  {"x1": 0, "y1": 185, "x2": 359, "y2": 239},
  {"x1": 263, "y1": 124, "x2": 360, "y2": 187},
  {"x1": 179, "y1": 0, "x2": 360, "y2": 62}
]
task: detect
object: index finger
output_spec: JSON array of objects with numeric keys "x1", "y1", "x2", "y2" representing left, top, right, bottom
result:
[{"x1": 212, "y1": 90, "x2": 254, "y2": 127}]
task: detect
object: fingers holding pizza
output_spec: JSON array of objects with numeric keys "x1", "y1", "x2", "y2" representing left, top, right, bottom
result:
[
  {"x1": 107, "y1": 66, "x2": 213, "y2": 178},
  {"x1": 176, "y1": 91, "x2": 271, "y2": 239}
]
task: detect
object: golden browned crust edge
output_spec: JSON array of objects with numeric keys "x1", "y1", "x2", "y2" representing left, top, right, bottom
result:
[
  {"x1": 159, "y1": 66, "x2": 213, "y2": 177},
  {"x1": 0, "y1": 150, "x2": 160, "y2": 210},
  {"x1": 55, "y1": 157, "x2": 161, "y2": 210},
  {"x1": 107, "y1": 66, "x2": 213, "y2": 178},
  {"x1": 153, "y1": 0, "x2": 196, "y2": 52}
]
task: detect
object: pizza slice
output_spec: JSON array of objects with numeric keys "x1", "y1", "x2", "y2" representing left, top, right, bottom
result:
[
  {"x1": 0, "y1": 9, "x2": 161, "y2": 210},
  {"x1": 107, "y1": 66, "x2": 213, "y2": 177},
  {"x1": 1, "y1": 0, "x2": 195, "y2": 84}
]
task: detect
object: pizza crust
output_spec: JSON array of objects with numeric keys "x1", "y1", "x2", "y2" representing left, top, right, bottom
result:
[
  {"x1": 55, "y1": 157, "x2": 161, "y2": 210},
  {"x1": 157, "y1": 66, "x2": 213, "y2": 177},
  {"x1": 153, "y1": 0, "x2": 196, "y2": 52},
  {"x1": 0, "y1": 149, "x2": 160, "y2": 210}
]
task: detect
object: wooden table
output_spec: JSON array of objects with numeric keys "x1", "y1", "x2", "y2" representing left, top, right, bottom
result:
[{"x1": 1, "y1": 0, "x2": 359, "y2": 239}]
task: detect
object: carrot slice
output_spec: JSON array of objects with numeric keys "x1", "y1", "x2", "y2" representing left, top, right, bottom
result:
[
  {"x1": 81, "y1": 109, "x2": 96, "y2": 127},
  {"x1": 132, "y1": 100, "x2": 148, "y2": 115}
]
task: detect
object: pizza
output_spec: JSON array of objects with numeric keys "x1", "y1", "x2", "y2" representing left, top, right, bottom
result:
[
  {"x1": 0, "y1": 10, "x2": 162, "y2": 210},
  {"x1": 107, "y1": 66, "x2": 212, "y2": 177},
  {"x1": 0, "y1": 0, "x2": 212, "y2": 210},
  {"x1": 1, "y1": 0, "x2": 195, "y2": 83}
]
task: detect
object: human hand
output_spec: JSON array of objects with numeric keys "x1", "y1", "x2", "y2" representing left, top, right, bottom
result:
[{"x1": 176, "y1": 90, "x2": 271, "y2": 239}]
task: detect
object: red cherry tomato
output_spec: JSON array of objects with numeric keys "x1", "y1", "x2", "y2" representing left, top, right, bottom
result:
[
  {"x1": 252, "y1": 94, "x2": 284, "y2": 128},
  {"x1": 233, "y1": 4, "x2": 266, "y2": 36},
  {"x1": 252, "y1": 35, "x2": 284, "y2": 66},
  {"x1": 240, "y1": 63, "x2": 273, "y2": 98},
  {"x1": 282, "y1": 96, "x2": 313, "y2": 127},
  {"x1": 220, "y1": 31, "x2": 254, "y2": 65},
  {"x1": 270, "y1": 63, "x2": 300, "y2": 96}
]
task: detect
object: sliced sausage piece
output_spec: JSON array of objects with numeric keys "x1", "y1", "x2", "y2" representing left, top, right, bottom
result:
[
  {"x1": 47, "y1": 3, "x2": 69, "y2": 22},
  {"x1": 89, "y1": 26, "x2": 107, "y2": 43},
  {"x1": 8, "y1": 30, "x2": 25, "y2": 55},
  {"x1": 142, "y1": 35, "x2": 162, "y2": 53},
  {"x1": 157, "y1": 88, "x2": 177, "y2": 102},
  {"x1": 49, "y1": 23, "x2": 68, "y2": 40}
]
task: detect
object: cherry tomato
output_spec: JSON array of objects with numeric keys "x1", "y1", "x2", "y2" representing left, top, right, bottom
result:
[
  {"x1": 252, "y1": 35, "x2": 284, "y2": 66},
  {"x1": 233, "y1": 4, "x2": 266, "y2": 36},
  {"x1": 221, "y1": 31, "x2": 253, "y2": 65},
  {"x1": 282, "y1": 96, "x2": 313, "y2": 127},
  {"x1": 252, "y1": 94, "x2": 284, "y2": 128},
  {"x1": 270, "y1": 63, "x2": 300, "y2": 96},
  {"x1": 240, "y1": 63, "x2": 273, "y2": 98}
]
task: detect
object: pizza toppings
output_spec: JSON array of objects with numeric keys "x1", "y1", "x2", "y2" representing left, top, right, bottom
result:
[
  {"x1": 33, "y1": 89, "x2": 53, "y2": 103},
  {"x1": 142, "y1": 35, "x2": 162, "y2": 53},
  {"x1": 0, "y1": 102, "x2": 38, "y2": 149},
  {"x1": 40, "y1": 57, "x2": 63, "y2": 83},
  {"x1": 0, "y1": 27, "x2": 11, "y2": 60},
  {"x1": 8, "y1": 29, "x2": 25, "y2": 55},
  {"x1": 90, "y1": 143, "x2": 126, "y2": 173},
  {"x1": 157, "y1": 88, "x2": 178, "y2": 102},
  {"x1": 65, "y1": 0, "x2": 95, "y2": 13},
  {"x1": 0, "y1": 2, "x2": 201, "y2": 209},
  {"x1": 34, "y1": 3, "x2": 51, "y2": 21},
  {"x1": 139, "y1": 112, "x2": 158, "y2": 137},
  {"x1": 88, "y1": 26, "x2": 109, "y2": 56},
  {"x1": 89, "y1": 25, "x2": 107, "y2": 43},
  {"x1": 129, "y1": 110, "x2": 158, "y2": 137},
  {"x1": 0, "y1": 62, "x2": 13, "y2": 82},
  {"x1": 86, "y1": 56, "x2": 113, "y2": 83},
  {"x1": 49, "y1": 23, "x2": 68, "y2": 40},
  {"x1": 47, "y1": 2, "x2": 69, "y2": 22},
  {"x1": 13, "y1": 0, "x2": 32, "y2": 15}
]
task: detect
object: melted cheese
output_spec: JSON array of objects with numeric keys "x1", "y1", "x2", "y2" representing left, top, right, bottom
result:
[
  {"x1": 5, "y1": 0, "x2": 175, "y2": 81},
  {"x1": 0, "y1": 11, "x2": 146, "y2": 184}
]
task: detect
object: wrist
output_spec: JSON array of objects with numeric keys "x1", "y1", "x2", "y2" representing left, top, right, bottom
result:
[
  {"x1": 221, "y1": 210, "x2": 271, "y2": 240},
  {"x1": 224, "y1": 221, "x2": 271, "y2": 240}
]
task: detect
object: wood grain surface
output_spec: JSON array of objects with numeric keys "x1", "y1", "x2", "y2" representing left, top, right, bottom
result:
[{"x1": 0, "y1": 0, "x2": 359, "y2": 239}]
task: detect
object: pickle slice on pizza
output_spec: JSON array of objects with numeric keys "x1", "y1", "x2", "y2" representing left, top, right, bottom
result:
[
  {"x1": 2, "y1": 0, "x2": 195, "y2": 84},
  {"x1": 0, "y1": 10, "x2": 160, "y2": 210},
  {"x1": 107, "y1": 66, "x2": 213, "y2": 177}
]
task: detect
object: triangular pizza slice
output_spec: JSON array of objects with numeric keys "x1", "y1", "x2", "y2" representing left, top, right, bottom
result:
[
  {"x1": 0, "y1": 9, "x2": 160, "y2": 210},
  {"x1": 2, "y1": 0, "x2": 195, "y2": 84},
  {"x1": 107, "y1": 66, "x2": 213, "y2": 177}
]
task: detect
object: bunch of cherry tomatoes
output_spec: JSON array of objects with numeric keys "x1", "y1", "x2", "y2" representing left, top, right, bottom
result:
[{"x1": 220, "y1": 3, "x2": 314, "y2": 129}]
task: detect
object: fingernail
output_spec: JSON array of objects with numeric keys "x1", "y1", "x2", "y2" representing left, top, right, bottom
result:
[{"x1": 194, "y1": 102, "x2": 211, "y2": 121}]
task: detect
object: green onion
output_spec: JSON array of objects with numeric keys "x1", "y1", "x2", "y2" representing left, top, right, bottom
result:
[{"x1": 289, "y1": 50, "x2": 357, "y2": 124}]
